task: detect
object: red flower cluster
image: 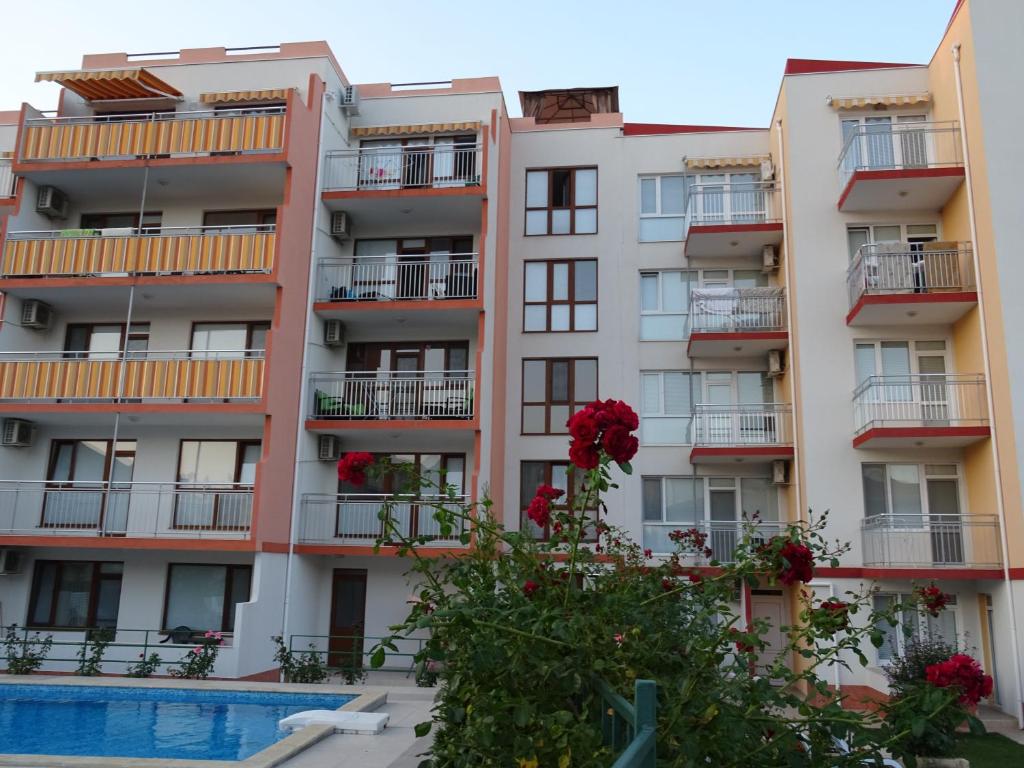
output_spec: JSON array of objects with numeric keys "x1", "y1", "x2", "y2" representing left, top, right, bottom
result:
[
  {"x1": 337, "y1": 452, "x2": 374, "y2": 486},
  {"x1": 916, "y1": 584, "x2": 949, "y2": 617},
  {"x1": 728, "y1": 628, "x2": 755, "y2": 654},
  {"x1": 668, "y1": 528, "x2": 714, "y2": 558},
  {"x1": 776, "y1": 540, "x2": 815, "y2": 585},
  {"x1": 813, "y1": 598, "x2": 851, "y2": 634},
  {"x1": 522, "y1": 580, "x2": 540, "y2": 598},
  {"x1": 925, "y1": 653, "x2": 994, "y2": 707},
  {"x1": 525, "y1": 484, "x2": 564, "y2": 529},
  {"x1": 567, "y1": 400, "x2": 639, "y2": 469}
]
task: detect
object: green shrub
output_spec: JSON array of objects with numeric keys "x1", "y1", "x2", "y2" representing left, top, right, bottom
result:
[
  {"x1": 272, "y1": 635, "x2": 329, "y2": 684},
  {"x1": 76, "y1": 628, "x2": 113, "y2": 676},
  {"x1": 3, "y1": 624, "x2": 52, "y2": 675}
]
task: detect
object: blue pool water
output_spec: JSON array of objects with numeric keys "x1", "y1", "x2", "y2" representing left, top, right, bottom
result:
[{"x1": 0, "y1": 684, "x2": 355, "y2": 761}]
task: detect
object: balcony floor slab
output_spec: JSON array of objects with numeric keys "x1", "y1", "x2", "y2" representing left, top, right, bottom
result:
[
  {"x1": 846, "y1": 292, "x2": 978, "y2": 326},
  {"x1": 837, "y1": 167, "x2": 965, "y2": 212},
  {"x1": 687, "y1": 331, "x2": 788, "y2": 358},
  {"x1": 689, "y1": 445, "x2": 794, "y2": 464},
  {"x1": 852, "y1": 425, "x2": 991, "y2": 449},
  {"x1": 684, "y1": 223, "x2": 783, "y2": 258}
]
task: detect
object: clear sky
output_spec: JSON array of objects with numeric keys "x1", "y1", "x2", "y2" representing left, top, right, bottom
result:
[{"x1": 0, "y1": 0, "x2": 956, "y2": 126}]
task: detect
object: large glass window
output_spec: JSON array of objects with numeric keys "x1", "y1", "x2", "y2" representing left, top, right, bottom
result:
[
  {"x1": 175, "y1": 440, "x2": 260, "y2": 530},
  {"x1": 640, "y1": 271, "x2": 691, "y2": 341},
  {"x1": 524, "y1": 259, "x2": 597, "y2": 332},
  {"x1": 638, "y1": 175, "x2": 686, "y2": 241},
  {"x1": 520, "y1": 461, "x2": 597, "y2": 540},
  {"x1": 64, "y1": 323, "x2": 150, "y2": 360},
  {"x1": 28, "y1": 560, "x2": 123, "y2": 628},
  {"x1": 44, "y1": 440, "x2": 136, "y2": 530},
  {"x1": 163, "y1": 563, "x2": 252, "y2": 633},
  {"x1": 79, "y1": 211, "x2": 162, "y2": 234},
  {"x1": 522, "y1": 358, "x2": 598, "y2": 434},
  {"x1": 191, "y1": 322, "x2": 270, "y2": 359},
  {"x1": 202, "y1": 209, "x2": 276, "y2": 234},
  {"x1": 873, "y1": 593, "x2": 958, "y2": 663},
  {"x1": 640, "y1": 372, "x2": 695, "y2": 444},
  {"x1": 525, "y1": 167, "x2": 598, "y2": 235}
]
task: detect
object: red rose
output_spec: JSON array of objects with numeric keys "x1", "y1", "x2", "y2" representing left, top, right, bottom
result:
[
  {"x1": 526, "y1": 496, "x2": 551, "y2": 528},
  {"x1": 522, "y1": 580, "x2": 540, "y2": 598},
  {"x1": 602, "y1": 425, "x2": 638, "y2": 464},
  {"x1": 728, "y1": 628, "x2": 755, "y2": 654},
  {"x1": 777, "y1": 541, "x2": 814, "y2": 585},
  {"x1": 337, "y1": 452, "x2": 374, "y2": 486},
  {"x1": 926, "y1": 654, "x2": 993, "y2": 706},
  {"x1": 569, "y1": 440, "x2": 600, "y2": 469},
  {"x1": 609, "y1": 400, "x2": 639, "y2": 431},
  {"x1": 916, "y1": 584, "x2": 949, "y2": 617},
  {"x1": 661, "y1": 578, "x2": 674, "y2": 592},
  {"x1": 567, "y1": 410, "x2": 600, "y2": 444},
  {"x1": 535, "y1": 484, "x2": 564, "y2": 502},
  {"x1": 643, "y1": 548, "x2": 652, "y2": 559}
]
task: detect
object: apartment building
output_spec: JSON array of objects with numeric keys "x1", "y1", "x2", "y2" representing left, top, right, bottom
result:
[{"x1": 0, "y1": 0, "x2": 1022, "y2": 720}]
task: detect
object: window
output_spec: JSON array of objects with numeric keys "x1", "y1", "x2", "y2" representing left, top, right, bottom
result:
[
  {"x1": 64, "y1": 323, "x2": 150, "y2": 359},
  {"x1": 687, "y1": 172, "x2": 766, "y2": 223},
  {"x1": 163, "y1": 563, "x2": 252, "y2": 633},
  {"x1": 44, "y1": 440, "x2": 136, "y2": 530},
  {"x1": 338, "y1": 453, "x2": 466, "y2": 496},
  {"x1": 202, "y1": 209, "x2": 276, "y2": 233},
  {"x1": 640, "y1": 271, "x2": 691, "y2": 340},
  {"x1": 520, "y1": 461, "x2": 597, "y2": 540},
  {"x1": 854, "y1": 340, "x2": 948, "y2": 386},
  {"x1": 358, "y1": 136, "x2": 477, "y2": 189},
  {"x1": 841, "y1": 115, "x2": 928, "y2": 172},
  {"x1": 79, "y1": 211, "x2": 162, "y2": 234},
  {"x1": 873, "y1": 593, "x2": 958, "y2": 663},
  {"x1": 214, "y1": 103, "x2": 286, "y2": 116},
  {"x1": 846, "y1": 223, "x2": 938, "y2": 260},
  {"x1": 640, "y1": 372, "x2": 695, "y2": 444},
  {"x1": 522, "y1": 358, "x2": 598, "y2": 434},
  {"x1": 524, "y1": 260, "x2": 597, "y2": 332},
  {"x1": 345, "y1": 341, "x2": 470, "y2": 374},
  {"x1": 190, "y1": 322, "x2": 270, "y2": 359},
  {"x1": 28, "y1": 561, "x2": 123, "y2": 629},
  {"x1": 639, "y1": 175, "x2": 686, "y2": 241},
  {"x1": 525, "y1": 167, "x2": 597, "y2": 235},
  {"x1": 175, "y1": 440, "x2": 261, "y2": 530}
]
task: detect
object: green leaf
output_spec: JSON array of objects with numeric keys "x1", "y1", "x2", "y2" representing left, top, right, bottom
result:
[
  {"x1": 910, "y1": 717, "x2": 925, "y2": 738},
  {"x1": 618, "y1": 461, "x2": 633, "y2": 475},
  {"x1": 414, "y1": 721, "x2": 433, "y2": 738},
  {"x1": 370, "y1": 647, "x2": 386, "y2": 669},
  {"x1": 513, "y1": 704, "x2": 531, "y2": 728},
  {"x1": 869, "y1": 630, "x2": 884, "y2": 648},
  {"x1": 967, "y1": 713, "x2": 987, "y2": 735}
]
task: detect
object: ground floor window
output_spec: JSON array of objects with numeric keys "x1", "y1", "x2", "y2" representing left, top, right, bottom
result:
[
  {"x1": 163, "y1": 563, "x2": 252, "y2": 633},
  {"x1": 27, "y1": 560, "x2": 123, "y2": 629},
  {"x1": 872, "y1": 592, "x2": 958, "y2": 663}
]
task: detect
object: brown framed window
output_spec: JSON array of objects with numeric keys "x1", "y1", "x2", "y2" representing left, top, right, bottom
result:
[
  {"x1": 190, "y1": 321, "x2": 270, "y2": 358},
  {"x1": 522, "y1": 358, "x2": 598, "y2": 434},
  {"x1": 79, "y1": 211, "x2": 162, "y2": 233},
  {"x1": 524, "y1": 259, "x2": 597, "y2": 332},
  {"x1": 44, "y1": 440, "x2": 136, "y2": 530},
  {"x1": 337, "y1": 453, "x2": 466, "y2": 497},
  {"x1": 28, "y1": 560, "x2": 123, "y2": 629},
  {"x1": 64, "y1": 323, "x2": 150, "y2": 359},
  {"x1": 174, "y1": 440, "x2": 260, "y2": 530},
  {"x1": 525, "y1": 167, "x2": 597, "y2": 236},
  {"x1": 345, "y1": 341, "x2": 469, "y2": 375},
  {"x1": 163, "y1": 563, "x2": 252, "y2": 633},
  {"x1": 202, "y1": 209, "x2": 277, "y2": 234},
  {"x1": 520, "y1": 461, "x2": 598, "y2": 540}
]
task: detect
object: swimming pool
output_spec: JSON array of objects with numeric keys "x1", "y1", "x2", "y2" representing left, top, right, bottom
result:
[{"x1": 0, "y1": 684, "x2": 355, "y2": 761}]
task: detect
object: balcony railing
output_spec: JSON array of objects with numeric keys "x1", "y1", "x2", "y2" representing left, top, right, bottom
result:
[
  {"x1": 299, "y1": 493, "x2": 469, "y2": 545},
  {"x1": 685, "y1": 181, "x2": 780, "y2": 227},
  {"x1": 310, "y1": 370, "x2": 474, "y2": 420},
  {"x1": 0, "y1": 350, "x2": 265, "y2": 403},
  {"x1": 316, "y1": 254, "x2": 479, "y2": 302},
  {"x1": 2, "y1": 225, "x2": 276, "y2": 278},
  {"x1": 688, "y1": 287, "x2": 786, "y2": 334},
  {"x1": 861, "y1": 514, "x2": 1002, "y2": 568},
  {"x1": 837, "y1": 120, "x2": 962, "y2": 190},
  {"x1": 0, "y1": 480, "x2": 252, "y2": 538},
  {"x1": 0, "y1": 158, "x2": 13, "y2": 197},
  {"x1": 852, "y1": 374, "x2": 988, "y2": 434},
  {"x1": 846, "y1": 242, "x2": 974, "y2": 308},
  {"x1": 19, "y1": 107, "x2": 286, "y2": 162},
  {"x1": 323, "y1": 144, "x2": 482, "y2": 191},
  {"x1": 644, "y1": 520, "x2": 787, "y2": 562},
  {"x1": 691, "y1": 404, "x2": 793, "y2": 446}
]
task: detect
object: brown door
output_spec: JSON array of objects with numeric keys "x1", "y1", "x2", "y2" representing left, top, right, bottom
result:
[{"x1": 329, "y1": 569, "x2": 367, "y2": 667}]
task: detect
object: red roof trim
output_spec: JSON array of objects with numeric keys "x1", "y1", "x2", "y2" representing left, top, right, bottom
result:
[
  {"x1": 623, "y1": 122, "x2": 761, "y2": 136},
  {"x1": 784, "y1": 58, "x2": 921, "y2": 76}
]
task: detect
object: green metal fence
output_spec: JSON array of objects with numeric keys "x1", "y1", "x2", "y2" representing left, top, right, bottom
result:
[
  {"x1": 594, "y1": 677, "x2": 657, "y2": 768},
  {"x1": 287, "y1": 634, "x2": 426, "y2": 674},
  {"x1": 1, "y1": 625, "x2": 199, "y2": 673}
]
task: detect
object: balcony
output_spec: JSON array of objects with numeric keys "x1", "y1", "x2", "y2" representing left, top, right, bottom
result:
[
  {"x1": 0, "y1": 481, "x2": 252, "y2": 542},
  {"x1": 0, "y1": 158, "x2": 14, "y2": 202},
  {"x1": 861, "y1": 514, "x2": 1002, "y2": 571},
  {"x1": 17, "y1": 107, "x2": 286, "y2": 164},
  {"x1": 683, "y1": 182, "x2": 782, "y2": 258},
  {"x1": 690, "y1": 404, "x2": 793, "y2": 463},
  {"x1": 687, "y1": 287, "x2": 787, "y2": 357},
  {"x1": 852, "y1": 374, "x2": 989, "y2": 448},
  {"x1": 837, "y1": 121, "x2": 964, "y2": 212},
  {"x1": 644, "y1": 519, "x2": 787, "y2": 561},
  {"x1": 1, "y1": 225, "x2": 276, "y2": 281},
  {"x1": 308, "y1": 370, "x2": 475, "y2": 428},
  {"x1": 0, "y1": 351, "x2": 264, "y2": 408},
  {"x1": 846, "y1": 243, "x2": 976, "y2": 326},
  {"x1": 298, "y1": 494, "x2": 468, "y2": 549},
  {"x1": 323, "y1": 144, "x2": 482, "y2": 193}
]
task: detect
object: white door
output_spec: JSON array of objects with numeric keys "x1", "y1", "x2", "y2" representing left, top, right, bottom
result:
[{"x1": 751, "y1": 593, "x2": 788, "y2": 674}]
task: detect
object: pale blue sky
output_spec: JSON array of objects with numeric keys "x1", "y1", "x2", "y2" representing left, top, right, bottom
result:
[{"x1": 0, "y1": 0, "x2": 956, "y2": 126}]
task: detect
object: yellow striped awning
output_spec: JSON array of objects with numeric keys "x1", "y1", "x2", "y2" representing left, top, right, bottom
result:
[
  {"x1": 686, "y1": 154, "x2": 770, "y2": 170},
  {"x1": 35, "y1": 68, "x2": 182, "y2": 101},
  {"x1": 350, "y1": 121, "x2": 481, "y2": 138},
  {"x1": 829, "y1": 93, "x2": 931, "y2": 110},
  {"x1": 200, "y1": 88, "x2": 292, "y2": 104}
]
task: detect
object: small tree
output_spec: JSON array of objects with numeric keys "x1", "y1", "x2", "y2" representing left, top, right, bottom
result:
[
  {"x1": 272, "y1": 635, "x2": 329, "y2": 684},
  {"x1": 3, "y1": 624, "x2": 52, "y2": 675},
  {"x1": 76, "y1": 628, "x2": 114, "y2": 676},
  {"x1": 169, "y1": 631, "x2": 222, "y2": 679}
]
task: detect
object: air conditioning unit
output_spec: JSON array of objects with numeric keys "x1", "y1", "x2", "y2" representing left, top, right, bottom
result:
[
  {"x1": 36, "y1": 185, "x2": 69, "y2": 219},
  {"x1": 1, "y1": 418, "x2": 32, "y2": 447},
  {"x1": 772, "y1": 460, "x2": 790, "y2": 486},
  {"x1": 0, "y1": 548, "x2": 25, "y2": 575},
  {"x1": 20, "y1": 299, "x2": 52, "y2": 331},
  {"x1": 767, "y1": 350, "x2": 785, "y2": 377},
  {"x1": 339, "y1": 85, "x2": 360, "y2": 115},
  {"x1": 324, "y1": 319, "x2": 345, "y2": 347},
  {"x1": 762, "y1": 244, "x2": 779, "y2": 272},
  {"x1": 330, "y1": 211, "x2": 351, "y2": 240},
  {"x1": 318, "y1": 435, "x2": 340, "y2": 461}
]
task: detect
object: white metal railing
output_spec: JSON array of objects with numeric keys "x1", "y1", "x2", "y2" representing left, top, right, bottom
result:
[
  {"x1": 688, "y1": 287, "x2": 786, "y2": 334},
  {"x1": 323, "y1": 144, "x2": 482, "y2": 191},
  {"x1": 316, "y1": 254, "x2": 479, "y2": 302},
  {"x1": 0, "y1": 349, "x2": 265, "y2": 403},
  {"x1": 0, "y1": 480, "x2": 252, "y2": 538},
  {"x1": 861, "y1": 514, "x2": 1002, "y2": 568},
  {"x1": 852, "y1": 374, "x2": 988, "y2": 435},
  {"x1": 643, "y1": 520, "x2": 787, "y2": 562},
  {"x1": 0, "y1": 159, "x2": 13, "y2": 197},
  {"x1": 6, "y1": 223, "x2": 276, "y2": 240},
  {"x1": 692, "y1": 404, "x2": 792, "y2": 446},
  {"x1": 310, "y1": 370, "x2": 474, "y2": 420},
  {"x1": 847, "y1": 242, "x2": 975, "y2": 308},
  {"x1": 299, "y1": 493, "x2": 469, "y2": 545},
  {"x1": 685, "y1": 181, "x2": 780, "y2": 227},
  {"x1": 838, "y1": 120, "x2": 962, "y2": 190}
]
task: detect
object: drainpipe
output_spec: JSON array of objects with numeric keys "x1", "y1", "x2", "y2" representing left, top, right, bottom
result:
[
  {"x1": 952, "y1": 42, "x2": 1024, "y2": 728},
  {"x1": 774, "y1": 120, "x2": 802, "y2": 522}
]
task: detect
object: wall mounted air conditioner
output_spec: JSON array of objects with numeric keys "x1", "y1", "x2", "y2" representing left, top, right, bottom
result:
[
  {"x1": 1, "y1": 419, "x2": 33, "y2": 447},
  {"x1": 20, "y1": 300, "x2": 52, "y2": 331},
  {"x1": 772, "y1": 460, "x2": 790, "y2": 486},
  {"x1": 767, "y1": 350, "x2": 785, "y2": 378},
  {"x1": 762, "y1": 244, "x2": 779, "y2": 273},
  {"x1": 339, "y1": 85, "x2": 360, "y2": 115},
  {"x1": 0, "y1": 549, "x2": 25, "y2": 575},
  {"x1": 318, "y1": 435, "x2": 340, "y2": 461},
  {"x1": 330, "y1": 211, "x2": 351, "y2": 240},
  {"x1": 324, "y1": 319, "x2": 345, "y2": 347},
  {"x1": 36, "y1": 185, "x2": 69, "y2": 219}
]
